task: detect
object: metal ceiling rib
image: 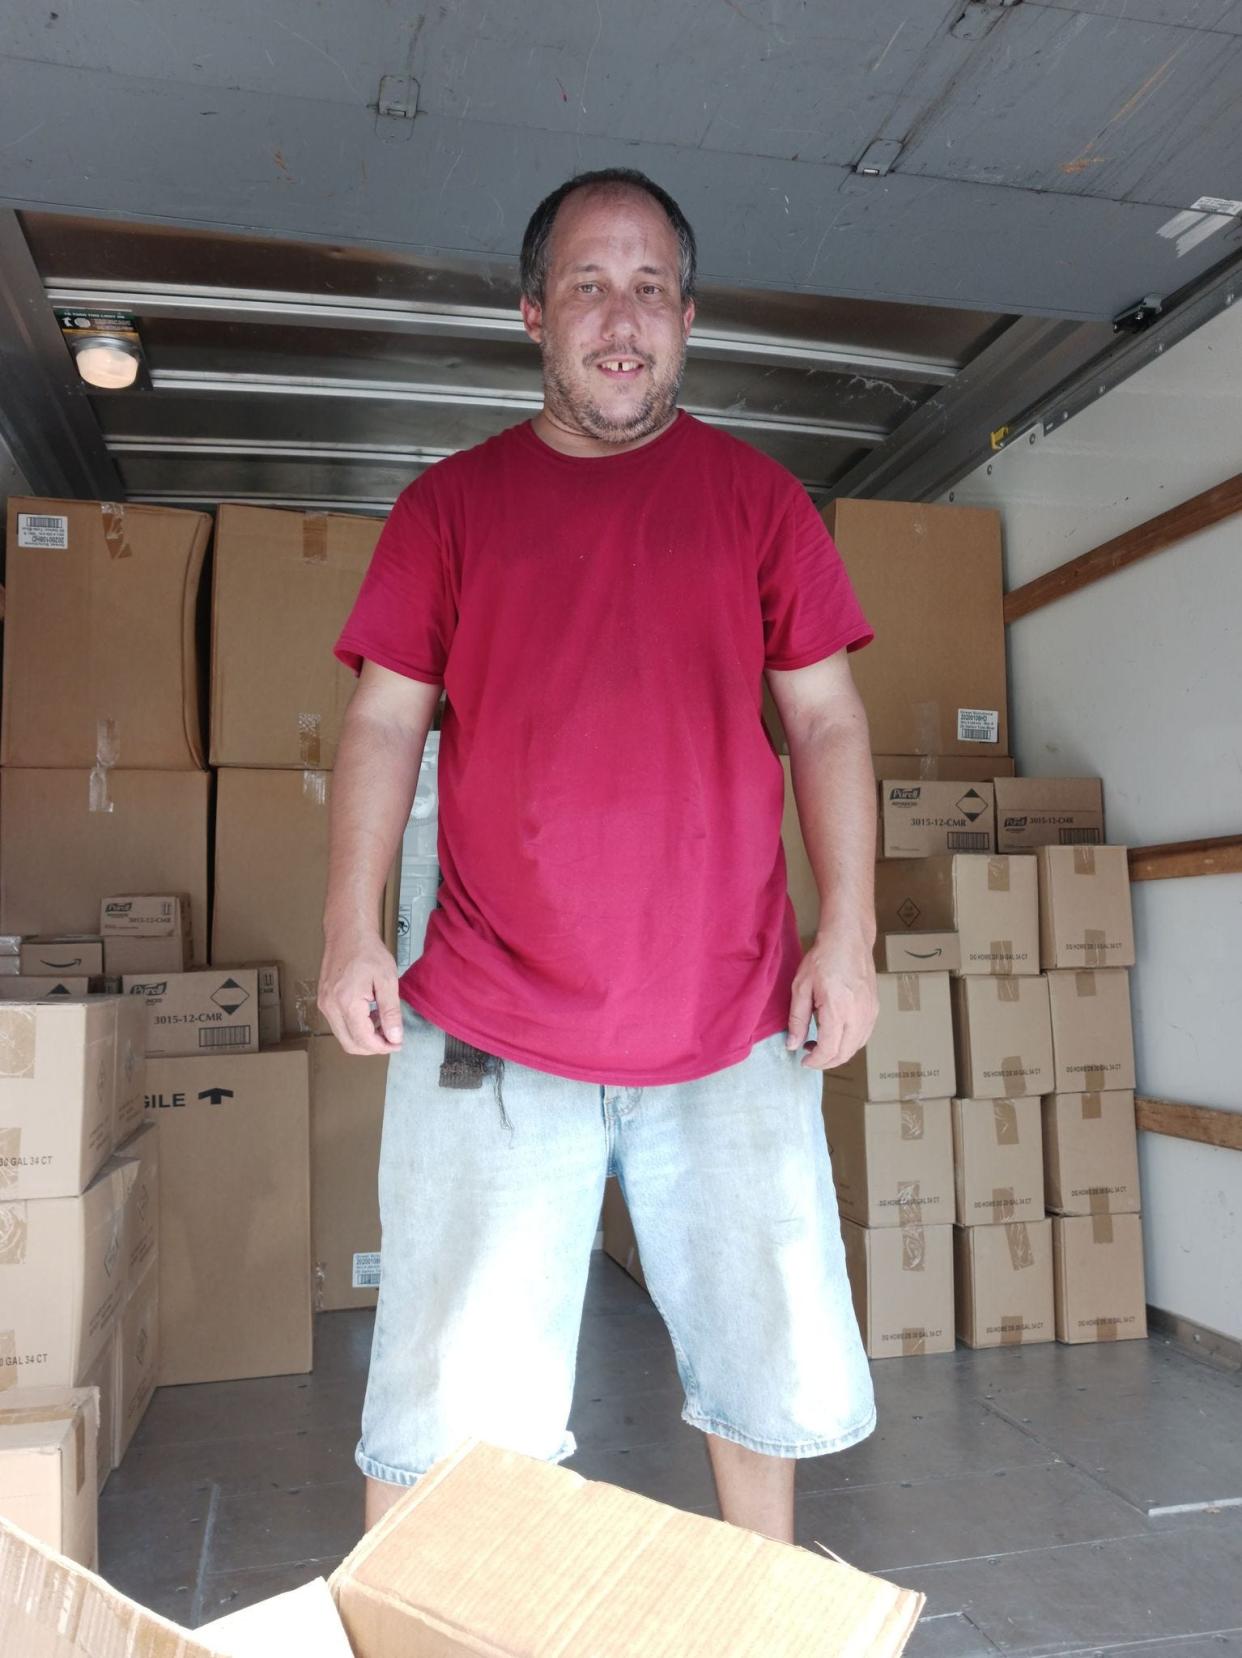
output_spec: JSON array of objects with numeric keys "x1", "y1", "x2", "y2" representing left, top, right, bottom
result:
[{"x1": 18, "y1": 212, "x2": 1016, "y2": 508}]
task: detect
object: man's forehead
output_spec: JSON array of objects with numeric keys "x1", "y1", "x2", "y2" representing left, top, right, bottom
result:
[{"x1": 551, "y1": 187, "x2": 677, "y2": 264}]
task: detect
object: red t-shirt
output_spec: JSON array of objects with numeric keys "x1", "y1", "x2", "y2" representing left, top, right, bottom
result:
[{"x1": 335, "y1": 411, "x2": 872, "y2": 1084}]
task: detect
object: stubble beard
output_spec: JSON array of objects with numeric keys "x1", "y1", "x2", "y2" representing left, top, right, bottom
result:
[{"x1": 541, "y1": 336, "x2": 687, "y2": 445}]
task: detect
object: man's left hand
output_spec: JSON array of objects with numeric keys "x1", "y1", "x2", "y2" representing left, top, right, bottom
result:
[{"x1": 787, "y1": 928, "x2": 879, "y2": 1071}]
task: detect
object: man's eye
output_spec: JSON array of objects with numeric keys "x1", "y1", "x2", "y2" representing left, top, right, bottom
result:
[
  {"x1": 640, "y1": 285, "x2": 662, "y2": 296},
  {"x1": 578, "y1": 283, "x2": 600, "y2": 294}
]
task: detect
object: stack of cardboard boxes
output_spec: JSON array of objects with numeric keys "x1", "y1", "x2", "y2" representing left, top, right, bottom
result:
[
  {"x1": 0, "y1": 990, "x2": 153, "y2": 1561},
  {"x1": 205, "y1": 505, "x2": 392, "y2": 1317}
]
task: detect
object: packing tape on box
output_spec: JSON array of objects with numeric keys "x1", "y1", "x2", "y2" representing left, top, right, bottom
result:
[
  {"x1": 987, "y1": 857, "x2": 1010, "y2": 892},
  {"x1": 1097, "y1": 1318, "x2": 1120, "y2": 1342},
  {"x1": 992, "y1": 1100, "x2": 1019, "y2": 1144},
  {"x1": 897, "y1": 1061, "x2": 923, "y2": 1100},
  {"x1": 89, "y1": 716, "x2": 121, "y2": 814},
  {"x1": 1083, "y1": 928, "x2": 1108, "y2": 967},
  {"x1": 896, "y1": 973, "x2": 921, "y2": 1013},
  {"x1": 302, "y1": 769, "x2": 328, "y2": 806},
  {"x1": 990, "y1": 937, "x2": 1016, "y2": 977},
  {"x1": 0, "y1": 1129, "x2": 18, "y2": 1190},
  {"x1": 992, "y1": 1185, "x2": 1016, "y2": 1222},
  {"x1": 1000, "y1": 1054, "x2": 1025, "y2": 1090},
  {"x1": 0, "y1": 1403, "x2": 88, "y2": 1491},
  {"x1": 1075, "y1": 970, "x2": 1098, "y2": 998},
  {"x1": 996, "y1": 974, "x2": 1021, "y2": 1004},
  {"x1": 900, "y1": 1102, "x2": 925, "y2": 1141},
  {"x1": 1091, "y1": 1209, "x2": 1115, "y2": 1244},
  {"x1": 298, "y1": 712, "x2": 323, "y2": 768},
  {"x1": 1005, "y1": 1220, "x2": 1035, "y2": 1270},
  {"x1": 0, "y1": 1202, "x2": 27, "y2": 1268},
  {"x1": 914, "y1": 700, "x2": 939, "y2": 756},
  {"x1": 313, "y1": 1258, "x2": 327, "y2": 1315},
  {"x1": 0, "y1": 1332, "x2": 17, "y2": 1392},
  {"x1": 1081, "y1": 1092, "x2": 1103, "y2": 1120},
  {"x1": 1082, "y1": 1065, "x2": 1107, "y2": 1091},
  {"x1": 900, "y1": 1223, "x2": 926, "y2": 1272},
  {"x1": 1073, "y1": 845, "x2": 1098, "y2": 876},
  {"x1": 293, "y1": 977, "x2": 319, "y2": 1034},
  {"x1": 100, "y1": 501, "x2": 133, "y2": 559},
  {"x1": 896, "y1": 1179, "x2": 922, "y2": 1224},
  {"x1": 999, "y1": 1314, "x2": 1025, "y2": 1346},
  {"x1": 301, "y1": 512, "x2": 329, "y2": 563},
  {"x1": 0, "y1": 1012, "x2": 37, "y2": 1080},
  {"x1": 901, "y1": 1327, "x2": 927, "y2": 1356}
]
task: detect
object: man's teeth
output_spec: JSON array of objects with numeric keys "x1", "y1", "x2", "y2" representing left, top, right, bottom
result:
[{"x1": 602, "y1": 358, "x2": 642, "y2": 371}]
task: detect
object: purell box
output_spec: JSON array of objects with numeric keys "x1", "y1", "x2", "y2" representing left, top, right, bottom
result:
[
  {"x1": 879, "y1": 781, "x2": 995, "y2": 859},
  {"x1": 994, "y1": 778, "x2": 1104, "y2": 852},
  {"x1": 121, "y1": 969, "x2": 260, "y2": 1058},
  {"x1": 100, "y1": 895, "x2": 192, "y2": 939}
]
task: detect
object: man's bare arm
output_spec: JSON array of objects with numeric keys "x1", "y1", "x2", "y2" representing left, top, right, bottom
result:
[
  {"x1": 319, "y1": 661, "x2": 442, "y2": 1055},
  {"x1": 766, "y1": 651, "x2": 878, "y2": 1070}
]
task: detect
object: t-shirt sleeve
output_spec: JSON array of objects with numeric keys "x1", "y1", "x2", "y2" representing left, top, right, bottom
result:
[
  {"x1": 758, "y1": 487, "x2": 874, "y2": 670},
  {"x1": 334, "y1": 484, "x2": 455, "y2": 684}
]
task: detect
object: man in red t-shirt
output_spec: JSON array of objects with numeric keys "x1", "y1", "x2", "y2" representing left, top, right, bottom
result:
[{"x1": 321, "y1": 168, "x2": 879, "y2": 1541}]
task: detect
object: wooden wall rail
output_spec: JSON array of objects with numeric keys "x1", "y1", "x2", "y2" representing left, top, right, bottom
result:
[
  {"x1": 1129, "y1": 836, "x2": 1242, "y2": 882},
  {"x1": 1004, "y1": 470, "x2": 1242, "y2": 623},
  {"x1": 1136, "y1": 1096, "x2": 1242, "y2": 1152}
]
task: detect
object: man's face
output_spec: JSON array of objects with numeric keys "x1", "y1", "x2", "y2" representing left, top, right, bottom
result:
[{"x1": 521, "y1": 186, "x2": 695, "y2": 446}]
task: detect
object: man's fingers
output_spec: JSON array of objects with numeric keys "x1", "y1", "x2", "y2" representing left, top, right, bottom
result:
[
  {"x1": 373, "y1": 979, "x2": 404, "y2": 1048},
  {"x1": 342, "y1": 995, "x2": 390, "y2": 1056},
  {"x1": 787, "y1": 976, "x2": 814, "y2": 1049}
]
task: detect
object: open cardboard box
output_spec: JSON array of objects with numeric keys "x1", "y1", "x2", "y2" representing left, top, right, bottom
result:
[{"x1": 1, "y1": 1441, "x2": 925, "y2": 1656}]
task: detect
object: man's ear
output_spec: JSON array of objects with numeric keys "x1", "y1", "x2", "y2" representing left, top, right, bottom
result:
[
  {"x1": 682, "y1": 297, "x2": 696, "y2": 340},
  {"x1": 520, "y1": 294, "x2": 544, "y2": 345}
]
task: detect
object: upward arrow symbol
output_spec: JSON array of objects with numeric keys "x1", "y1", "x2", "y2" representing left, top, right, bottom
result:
[{"x1": 198, "y1": 1087, "x2": 235, "y2": 1105}]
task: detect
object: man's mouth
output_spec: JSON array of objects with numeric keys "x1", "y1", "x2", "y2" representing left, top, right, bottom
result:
[{"x1": 595, "y1": 356, "x2": 646, "y2": 378}]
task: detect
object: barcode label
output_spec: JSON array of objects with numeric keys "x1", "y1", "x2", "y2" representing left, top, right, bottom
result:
[
  {"x1": 948, "y1": 831, "x2": 991, "y2": 850},
  {"x1": 957, "y1": 708, "x2": 999, "y2": 743},
  {"x1": 353, "y1": 1251, "x2": 381, "y2": 1289},
  {"x1": 197, "y1": 1025, "x2": 252, "y2": 1049},
  {"x1": 1059, "y1": 827, "x2": 1102, "y2": 845},
  {"x1": 17, "y1": 513, "x2": 70, "y2": 549}
]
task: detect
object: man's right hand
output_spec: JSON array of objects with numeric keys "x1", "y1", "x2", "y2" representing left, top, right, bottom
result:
[{"x1": 318, "y1": 927, "x2": 404, "y2": 1055}]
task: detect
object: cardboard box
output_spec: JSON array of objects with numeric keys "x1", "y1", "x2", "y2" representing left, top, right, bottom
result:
[
  {"x1": 1037, "y1": 846, "x2": 1136, "y2": 970},
  {"x1": 995, "y1": 778, "x2": 1105, "y2": 853},
  {"x1": 111, "y1": 1121, "x2": 159, "y2": 1286},
  {"x1": 951, "y1": 1096, "x2": 1044, "y2": 1225},
  {"x1": 110, "y1": 995, "x2": 148, "y2": 1146},
  {"x1": 100, "y1": 894, "x2": 191, "y2": 938},
  {"x1": 308, "y1": 1035, "x2": 386, "y2": 1311},
  {"x1": 122, "y1": 968, "x2": 261, "y2": 1059},
  {"x1": 78, "y1": 1333, "x2": 116, "y2": 1498},
  {"x1": 1, "y1": 498, "x2": 211, "y2": 770},
  {"x1": 1043, "y1": 1090, "x2": 1141, "y2": 1215},
  {"x1": 234, "y1": 961, "x2": 284, "y2": 1047},
  {"x1": 1052, "y1": 1212, "x2": 1148, "y2": 1343},
  {"x1": 211, "y1": 505, "x2": 383, "y2": 769},
  {"x1": 0, "y1": 1387, "x2": 98, "y2": 1569},
  {"x1": 823, "y1": 1092, "x2": 954, "y2": 1228},
  {"x1": 881, "y1": 931, "x2": 960, "y2": 973},
  {"x1": 823, "y1": 499, "x2": 1007, "y2": 756},
  {"x1": 0, "y1": 1444, "x2": 923, "y2": 1658},
  {"x1": 103, "y1": 934, "x2": 192, "y2": 977},
  {"x1": 602, "y1": 1177, "x2": 646, "y2": 1289},
  {"x1": 0, "y1": 998, "x2": 115, "y2": 1200},
  {"x1": 213, "y1": 770, "x2": 397, "y2": 1037},
  {"x1": 872, "y1": 755, "x2": 1016, "y2": 781},
  {"x1": 0, "y1": 769, "x2": 211, "y2": 965},
  {"x1": 19, "y1": 937, "x2": 104, "y2": 977},
  {"x1": 954, "y1": 1218, "x2": 1054, "y2": 1348},
  {"x1": 0, "y1": 1528, "x2": 355, "y2": 1658},
  {"x1": 113, "y1": 1260, "x2": 158, "y2": 1465},
  {"x1": 0, "y1": 976, "x2": 91, "y2": 1000},
  {"x1": 1045, "y1": 969, "x2": 1137, "y2": 1095},
  {"x1": 0, "y1": 1160, "x2": 127, "y2": 1387},
  {"x1": 840, "y1": 1218, "x2": 955, "y2": 1358},
  {"x1": 880, "y1": 781, "x2": 995, "y2": 859},
  {"x1": 334, "y1": 1439, "x2": 925, "y2": 1653},
  {"x1": 875, "y1": 853, "x2": 1039, "y2": 977},
  {"x1": 830, "y1": 971, "x2": 955, "y2": 1103},
  {"x1": 951, "y1": 975, "x2": 1054, "y2": 1100},
  {"x1": 147, "y1": 1047, "x2": 313, "y2": 1385}
]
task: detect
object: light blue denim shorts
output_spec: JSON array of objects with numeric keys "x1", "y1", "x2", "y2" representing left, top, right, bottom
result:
[{"x1": 356, "y1": 1005, "x2": 876, "y2": 1485}]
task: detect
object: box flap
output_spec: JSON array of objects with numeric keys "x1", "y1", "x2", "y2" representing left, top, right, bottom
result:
[{"x1": 332, "y1": 1442, "x2": 925, "y2": 1656}]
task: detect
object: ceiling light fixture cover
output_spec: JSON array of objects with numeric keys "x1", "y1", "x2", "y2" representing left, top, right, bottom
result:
[{"x1": 71, "y1": 334, "x2": 142, "y2": 389}]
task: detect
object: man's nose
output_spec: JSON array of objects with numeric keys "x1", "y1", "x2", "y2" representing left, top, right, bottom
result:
[{"x1": 599, "y1": 290, "x2": 640, "y2": 339}]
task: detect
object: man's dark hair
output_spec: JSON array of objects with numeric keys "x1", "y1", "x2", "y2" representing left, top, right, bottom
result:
[{"x1": 520, "y1": 168, "x2": 697, "y2": 305}]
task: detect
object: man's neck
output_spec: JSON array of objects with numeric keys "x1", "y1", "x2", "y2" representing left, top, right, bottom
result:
[{"x1": 530, "y1": 405, "x2": 679, "y2": 458}]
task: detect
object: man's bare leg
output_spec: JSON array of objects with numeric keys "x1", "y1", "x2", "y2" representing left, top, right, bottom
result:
[
  {"x1": 705, "y1": 1435, "x2": 795, "y2": 1543},
  {"x1": 364, "y1": 1474, "x2": 409, "y2": 1531}
]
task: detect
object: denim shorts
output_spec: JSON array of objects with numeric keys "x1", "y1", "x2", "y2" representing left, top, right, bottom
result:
[{"x1": 356, "y1": 1005, "x2": 876, "y2": 1485}]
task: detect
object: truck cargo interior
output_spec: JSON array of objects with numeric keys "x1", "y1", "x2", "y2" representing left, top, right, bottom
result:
[{"x1": 1, "y1": 3, "x2": 1239, "y2": 1654}]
